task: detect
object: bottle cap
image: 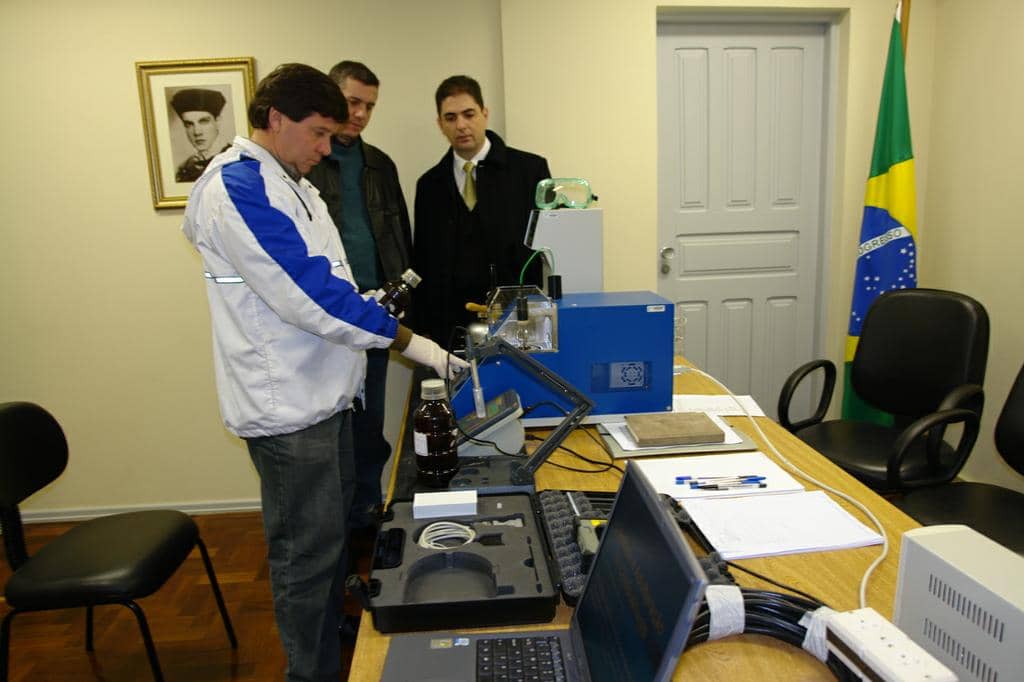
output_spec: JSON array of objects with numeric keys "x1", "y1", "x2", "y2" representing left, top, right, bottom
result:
[
  {"x1": 420, "y1": 378, "x2": 448, "y2": 400},
  {"x1": 401, "y1": 269, "x2": 422, "y2": 288}
]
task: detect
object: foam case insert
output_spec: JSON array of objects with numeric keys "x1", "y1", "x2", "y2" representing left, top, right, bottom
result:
[{"x1": 366, "y1": 492, "x2": 558, "y2": 633}]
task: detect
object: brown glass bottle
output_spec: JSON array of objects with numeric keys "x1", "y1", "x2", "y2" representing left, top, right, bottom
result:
[
  {"x1": 413, "y1": 379, "x2": 459, "y2": 488},
  {"x1": 377, "y1": 268, "x2": 421, "y2": 317}
]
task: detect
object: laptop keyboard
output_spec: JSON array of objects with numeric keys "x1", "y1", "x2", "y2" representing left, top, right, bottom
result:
[{"x1": 476, "y1": 635, "x2": 567, "y2": 681}]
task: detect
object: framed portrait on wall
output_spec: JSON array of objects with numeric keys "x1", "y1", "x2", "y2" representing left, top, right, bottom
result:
[{"x1": 136, "y1": 57, "x2": 256, "y2": 209}]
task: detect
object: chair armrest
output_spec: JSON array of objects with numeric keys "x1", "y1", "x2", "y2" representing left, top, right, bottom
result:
[
  {"x1": 888, "y1": 407, "x2": 980, "y2": 489},
  {"x1": 777, "y1": 359, "x2": 836, "y2": 433},
  {"x1": 937, "y1": 383, "x2": 984, "y2": 414},
  {"x1": 929, "y1": 384, "x2": 984, "y2": 464}
]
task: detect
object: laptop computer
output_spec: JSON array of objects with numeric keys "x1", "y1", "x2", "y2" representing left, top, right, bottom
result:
[{"x1": 380, "y1": 462, "x2": 709, "y2": 682}]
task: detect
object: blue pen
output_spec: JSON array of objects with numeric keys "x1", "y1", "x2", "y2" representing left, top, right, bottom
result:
[
  {"x1": 710, "y1": 476, "x2": 765, "y2": 483},
  {"x1": 689, "y1": 480, "x2": 764, "y2": 488},
  {"x1": 688, "y1": 478, "x2": 766, "y2": 488},
  {"x1": 692, "y1": 477, "x2": 765, "y2": 489},
  {"x1": 675, "y1": 474, "x2": 764, "y2": 482},
  {"x1": 677, "y1": 475, "x2": 765, "y2": 485}
]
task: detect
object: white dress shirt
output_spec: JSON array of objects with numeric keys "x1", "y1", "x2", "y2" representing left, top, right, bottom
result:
[{"x1": 452, "y1": 136, "x2": 492, "y2": 195}]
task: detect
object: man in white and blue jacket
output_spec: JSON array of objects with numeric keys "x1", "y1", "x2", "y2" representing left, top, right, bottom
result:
[{"x1": 182, "y1": 63, "x2": 466, "y2": 682}]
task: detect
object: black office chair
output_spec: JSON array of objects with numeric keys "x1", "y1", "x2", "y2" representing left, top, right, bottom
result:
[
  {"x1": 894, "y1": 361, "x2": 1024, "y2": 553},
  {"x1": 777, "y1": 288, "x2": 989, "y2": 492},
  {"x1": 0, "y1": 402, "x2": 237, "y2": 681}
]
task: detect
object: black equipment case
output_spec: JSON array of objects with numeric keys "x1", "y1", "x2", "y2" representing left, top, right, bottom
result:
[{"x1": 352, "y1": 492, "x2": 559, "y2": 633}]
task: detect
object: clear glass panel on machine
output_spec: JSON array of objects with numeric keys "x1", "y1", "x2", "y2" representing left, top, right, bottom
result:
[{"x1": 485, "y1": 285, "x2": 558, "y2": 352}]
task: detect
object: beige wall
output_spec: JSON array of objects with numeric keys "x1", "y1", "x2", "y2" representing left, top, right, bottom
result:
[
  {"x1": 922, "y1": 0, "x2": 1024, "y2": 491},
  {"x1": 0, "y1": 0, "x2": 506, "y2": 516},
  {"x1": 3, "y1": 0, "x2": 1021, "y2": 517}
]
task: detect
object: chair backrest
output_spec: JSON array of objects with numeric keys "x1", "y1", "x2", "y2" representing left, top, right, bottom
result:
[
  {"x1": 852, "y1": 289, "x2": 989, "y2": 417},
  {"x1": 995, "y1": 363, "x2": 1024, "y2": 477},
  {"x1": 0, "y1": 402, "x2": 69, "y2": 570},
  {"x1": 0, "y1": 402, "x2": 69, "y2": 507}
]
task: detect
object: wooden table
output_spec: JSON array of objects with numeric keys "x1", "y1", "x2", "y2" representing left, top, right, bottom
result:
[{"x1": 350, "y1": 367, "x2": 920, "y2": 681}]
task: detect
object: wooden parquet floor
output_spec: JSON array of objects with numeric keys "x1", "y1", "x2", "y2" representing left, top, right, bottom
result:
[{"x1": 0, "y1": 511, "x2": 369, "y2": 681}]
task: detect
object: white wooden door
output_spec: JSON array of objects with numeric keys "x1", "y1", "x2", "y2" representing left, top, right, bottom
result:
[{"x1": 657, "y1": 22, "x2": 827, "y2": 418}]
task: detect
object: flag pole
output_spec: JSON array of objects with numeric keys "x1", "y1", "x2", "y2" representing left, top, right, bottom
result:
[{"x1": 900, "y1": 0, "x2": 911, "y2": 57}]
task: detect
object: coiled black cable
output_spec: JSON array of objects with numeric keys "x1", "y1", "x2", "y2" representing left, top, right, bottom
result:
[{"x1": 682, "y1": 538, "x2": 857, "y2": 680}]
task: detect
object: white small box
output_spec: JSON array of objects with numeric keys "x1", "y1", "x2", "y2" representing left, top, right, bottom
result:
[{"x1": 412, "y1": 490, "x2": 478, "y2": 519}]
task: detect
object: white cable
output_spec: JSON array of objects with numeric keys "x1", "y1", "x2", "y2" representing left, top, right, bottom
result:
[
  {"x1": 684, "y1": 366, "x2": 890, "y2": 610},
  {"x1": 539, "y1": 246, "x2": 556, "y2": 272},
  {"x1": 417, "y1": 521, "x2": 477, "y2": 549}
]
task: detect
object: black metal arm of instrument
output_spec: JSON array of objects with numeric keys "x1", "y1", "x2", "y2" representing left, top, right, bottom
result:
[{"x1": 452, "y1": 337, "x2": 594, "y2": 485}]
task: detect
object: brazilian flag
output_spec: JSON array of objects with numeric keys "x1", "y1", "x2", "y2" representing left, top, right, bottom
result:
[{"x1": 842, "y1": 8, "x2": 917, "y2": 422}]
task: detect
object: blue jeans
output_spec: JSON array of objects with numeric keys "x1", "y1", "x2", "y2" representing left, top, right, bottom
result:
[
  {"x1": 350, "y1": 348, "x2": 392, "y2": 528},
  {"x1": 246, "y1": 410, "x2": 354, "y2": 682}
]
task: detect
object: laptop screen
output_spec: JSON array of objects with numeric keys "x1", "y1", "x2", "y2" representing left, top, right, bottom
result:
[{"x1": 572, "y1": 463, "x2": 708, "y2": 682}]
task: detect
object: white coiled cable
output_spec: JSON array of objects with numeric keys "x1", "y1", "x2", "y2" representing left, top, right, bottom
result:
[{"x1": 417, "y1": 521, "x2": 477, "y2": 549}]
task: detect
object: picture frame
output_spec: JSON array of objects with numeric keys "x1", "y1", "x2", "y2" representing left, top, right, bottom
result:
[{"x1": 136, "y1": 57, "x2": 256, "y2": 209}]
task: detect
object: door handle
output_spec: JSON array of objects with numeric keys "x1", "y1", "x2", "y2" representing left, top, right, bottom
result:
[{"x1": 659, "y1": 246, "x2": 675, "y2": 275}]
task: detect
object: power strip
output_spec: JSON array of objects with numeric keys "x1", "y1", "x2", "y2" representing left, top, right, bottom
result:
[{"x1": 826, "y1": 608, "x2": 957, "y2": 681}]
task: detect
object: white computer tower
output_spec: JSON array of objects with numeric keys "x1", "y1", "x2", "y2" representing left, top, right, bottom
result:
[{"x1": 894, "y1": 525, "x2": 1024, "y2": 681}]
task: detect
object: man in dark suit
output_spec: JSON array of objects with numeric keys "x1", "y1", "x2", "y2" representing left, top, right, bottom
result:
[{"x1": 412, "y1": 75, "x2": 550, "y2": 347}]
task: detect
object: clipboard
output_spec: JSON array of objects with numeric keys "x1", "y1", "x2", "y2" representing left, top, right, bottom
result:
[{"x1": 596, "y1": 422, "x2": 758, "y2": 459}]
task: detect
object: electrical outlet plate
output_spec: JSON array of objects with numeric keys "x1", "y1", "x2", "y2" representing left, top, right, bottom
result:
[{"x1": 826, "y1": 607, "x2": 957, "y2": 681}]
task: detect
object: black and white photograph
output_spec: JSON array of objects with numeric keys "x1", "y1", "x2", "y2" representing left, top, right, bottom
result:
[
  {"x1": 136, "y1": 57, "x2": 255, "y2": 208},
  {"x1": 166, "y1": 84, "x2": 235, "y2": 182}
]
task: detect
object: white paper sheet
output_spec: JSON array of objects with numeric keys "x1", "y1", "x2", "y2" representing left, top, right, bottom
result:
[
  {"x1": 672, "y1": 394, "x2": 766, "y2": 417},
  {"x1": 681, "y1": 491, "x2": 884, "y2": 559},
  {"x1": 632, "y1": 452, "x2": 805, "y2": 499}
]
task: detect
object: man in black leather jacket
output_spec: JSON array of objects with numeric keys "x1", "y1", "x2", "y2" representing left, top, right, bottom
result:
[{"x1": 306, "y1": 61, "x2": 413, "y2": 532}]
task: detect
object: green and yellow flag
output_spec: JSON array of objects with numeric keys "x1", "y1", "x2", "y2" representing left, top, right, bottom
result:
[{"x1": 842, "y1": 4, "x2": 917, "y2": 421}]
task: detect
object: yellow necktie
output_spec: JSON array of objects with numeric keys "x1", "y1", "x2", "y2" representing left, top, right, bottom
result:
[{"x1": 462, "y1": 161, "x2": 477, "y2": 211}]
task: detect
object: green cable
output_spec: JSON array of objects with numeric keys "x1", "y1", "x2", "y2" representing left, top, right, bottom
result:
[{"x1": 518, "y1": 249, "x2": 553, "y2": 284}]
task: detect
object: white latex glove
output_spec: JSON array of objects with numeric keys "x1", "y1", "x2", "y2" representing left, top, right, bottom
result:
[
  {"x1": 362, "y1": 289, "x2": 384, "y2": 302},
  {"x1": 362, "y1": 289, "x2": 405, "y2": 319},
  {"x1": 401, "y1": 334, "x2": 469, "y2": 380}
]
